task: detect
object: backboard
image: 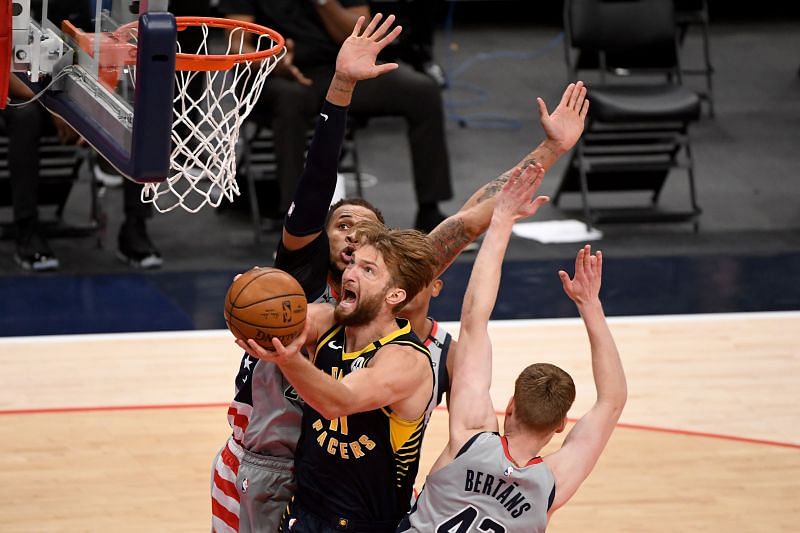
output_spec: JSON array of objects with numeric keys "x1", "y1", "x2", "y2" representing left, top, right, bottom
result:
[{"x1": 8, "y1": 0, "x2": 176, "y2": 183}]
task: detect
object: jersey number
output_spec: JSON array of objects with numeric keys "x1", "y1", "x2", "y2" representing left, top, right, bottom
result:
[{"x1": 436, "y1": 505, "x2": 505, "y2": 533}]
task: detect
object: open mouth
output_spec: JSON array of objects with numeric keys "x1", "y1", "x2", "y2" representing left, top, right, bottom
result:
[
  {"x1": 339, "y1": 287, "x2": 358, "y2": 309},
  {"x1": 340, "y1": 246, "x2": 355, "y2": 264}
]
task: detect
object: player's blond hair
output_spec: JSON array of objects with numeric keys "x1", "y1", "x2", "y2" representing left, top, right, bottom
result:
[
  {"x1": 514, "y1": 363, "x2": 576, "y2": 432},
  {"x1": 352, "y1": 220, "x2": 437, "y2": 311}
]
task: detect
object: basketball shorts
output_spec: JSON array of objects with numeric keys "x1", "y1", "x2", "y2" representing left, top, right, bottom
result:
[
  {"x1": 211, "y1": 437, "x2": 296, "y2": 533},
  {"x1": 280, "y1": 498, "x2": 398, "y2": 533}
]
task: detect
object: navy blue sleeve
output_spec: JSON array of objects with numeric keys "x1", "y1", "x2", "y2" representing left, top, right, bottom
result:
[
  {"x1": 274, "y1": 232, "x2": 331, "y2": 303},
  {"x1": 283, "y1": 99, "x2": 349, "y2": 237}
]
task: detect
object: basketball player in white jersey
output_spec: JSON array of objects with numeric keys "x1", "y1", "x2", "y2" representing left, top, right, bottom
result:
[{"x1": 398, "y1": 172, "x2": 627, "y2": 532}]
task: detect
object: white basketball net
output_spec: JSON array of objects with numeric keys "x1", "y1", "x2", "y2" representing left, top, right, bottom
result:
[{"x1": 133, "y1": 23, "x2": 285, "y2": 212}]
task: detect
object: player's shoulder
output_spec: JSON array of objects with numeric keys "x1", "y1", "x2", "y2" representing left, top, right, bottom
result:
[
  {"x1": 308, "y1": 302, "x2": 336, "y2": 333},
  {"x1": 371, "y1": 342, "x2": 430, "y2": 372}
]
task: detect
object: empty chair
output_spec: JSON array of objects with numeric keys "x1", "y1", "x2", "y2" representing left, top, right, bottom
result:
[{"x1": 554, "y1": 0, "x2": 703, "y2": 231}]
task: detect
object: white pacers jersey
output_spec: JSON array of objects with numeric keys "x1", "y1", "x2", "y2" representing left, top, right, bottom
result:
[{"x1": 399, "y1": 432, "x2": 555, "y2": 533}]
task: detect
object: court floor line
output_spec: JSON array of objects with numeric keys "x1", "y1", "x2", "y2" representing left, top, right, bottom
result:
[{"x1": 2, "y1": 401, "x2": 797, "y2": 450}]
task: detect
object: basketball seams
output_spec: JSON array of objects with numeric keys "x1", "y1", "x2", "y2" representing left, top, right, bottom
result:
[
  {"x1": 224, "y1": 267, "x2": 307, "y2": 348},
  {"x1": 228, "y1": 317, "x2": 307, "y2": 331},
  {"x1": 229, "y1": 268, "x2": 285, "y2": 306},
  {"x1": 229, "y1": 293, "x2": 307, "y2": 309}
]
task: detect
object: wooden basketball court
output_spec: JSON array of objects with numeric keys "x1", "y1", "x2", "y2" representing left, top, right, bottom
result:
[{"x1": 1, "y1": 312, "x2": 798, "y2": 531}]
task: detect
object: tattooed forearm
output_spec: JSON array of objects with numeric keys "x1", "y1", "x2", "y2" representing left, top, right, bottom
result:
[
  {"x1": 427, "y1": 217, "x2": 473, "y2": 274},
  {"x1": 475, "y1": 157, "x2": 538, "y2": 204},
  {"x1": 475, "y1": 175, "x2": 510, "y2": 204}
]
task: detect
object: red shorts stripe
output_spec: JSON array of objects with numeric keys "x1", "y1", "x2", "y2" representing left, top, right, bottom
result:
[
  {"x1": 212, "y1": 496, "x2": 240, "y2": 531},
  {"x1": 213, "y1": 468, "x2": 239, "y2": 501}
]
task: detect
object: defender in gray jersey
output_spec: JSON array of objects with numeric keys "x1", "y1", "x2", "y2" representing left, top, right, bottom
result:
[{"x1": 400, "y1": 160, "x2": 628, "y2": 532}]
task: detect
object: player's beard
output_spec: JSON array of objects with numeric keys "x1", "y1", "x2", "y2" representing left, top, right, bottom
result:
[{"x1": 334, "y1": 289, "x2": 385, "y2": 326}]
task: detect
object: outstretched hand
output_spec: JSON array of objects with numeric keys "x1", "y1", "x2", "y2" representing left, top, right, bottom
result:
[
  {"x1": 537, "y1": 81, "x2": 589, "y2": 155},
  {"x1": 494, "y1": 163, "x2": 549, "y2": 223},
  {"x1": 559, "y1": 244, "x2": 603, "y2": 307},
  {"x1": 335, "y1": 14, "x2": 403, "y2": 82}
]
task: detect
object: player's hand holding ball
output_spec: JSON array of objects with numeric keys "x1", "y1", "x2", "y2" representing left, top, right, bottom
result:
[{"x1": 224, "y1": 267, "x2": 307, "y2": 356}]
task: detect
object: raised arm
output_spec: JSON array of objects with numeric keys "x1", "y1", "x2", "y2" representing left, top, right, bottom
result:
[
  {"x1": 281, "y1": 14, "x2": 402, "y2": 250},
  {"x1": 439, "y1": 164, "x2": 549, "y2": 465},
  {"x1": 544, "y1": 245, "x2": 627, "y2": 514},
  {"x1": 426, "y1": 82, "x2": 589, "y2": 276},
  {"x1": 274, "y1": 15, "x2": 402, "y2": 300}
]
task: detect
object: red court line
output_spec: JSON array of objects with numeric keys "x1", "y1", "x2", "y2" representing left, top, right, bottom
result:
[
  {"x1": 1, "y1": 402, "x2": 798, "y2": 450},
  {"x1": 0, "y1": 402, "x2": 229, "y2": 415}
]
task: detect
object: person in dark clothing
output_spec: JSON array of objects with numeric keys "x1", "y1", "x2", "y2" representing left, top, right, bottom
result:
[{"x1": 218, "y1": 0, "x2": 453, "y2": 232}]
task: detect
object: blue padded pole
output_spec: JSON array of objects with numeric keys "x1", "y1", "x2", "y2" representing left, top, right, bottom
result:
[{"x1": 128, "y1": 11, "x2": 176, "y2": 182}]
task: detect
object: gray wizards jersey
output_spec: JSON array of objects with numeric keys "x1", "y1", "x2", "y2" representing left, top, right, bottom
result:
[
  {"x1": 422, "y1": 319, "x2": 452, "y2": 424},
  {"x1": 399, "y1": 432, "x2": 555, "y2": 533},
  {"x1": 226, "y1": 292, "x2": 333, "y2": 458}
]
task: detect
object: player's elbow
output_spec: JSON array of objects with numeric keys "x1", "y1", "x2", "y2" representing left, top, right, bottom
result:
[
  {"x1": 315, "y1": 395, "x2": 354, "y2": 420},
  {"x1": 599, "y1": 387, "x2": 627, "y2": 418}
]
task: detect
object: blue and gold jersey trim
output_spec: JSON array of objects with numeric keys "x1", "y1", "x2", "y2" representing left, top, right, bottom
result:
[
  {"x1": 342, "y1": 319, "x2": 414, "y2": 361},
  {"x1": 382, "y1": 407, "x2": 426, "y2": 488}
]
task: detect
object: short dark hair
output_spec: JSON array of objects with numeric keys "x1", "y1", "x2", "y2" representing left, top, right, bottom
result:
[
  {"x1": 514, "y1": 363, "x2": 576, "y2": 433},
  {"x1": 326, "y1": 198, "x2": 385, "y2": 228}
]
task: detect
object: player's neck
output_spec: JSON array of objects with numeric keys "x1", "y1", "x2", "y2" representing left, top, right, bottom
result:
[
  {"x1": 503, "y1": 431, "x2": 547, "y2": 467},
  {"x1": 408, "y1": 314, "x2": 433, "y2": 341},
  {"x1": 329, "y1": 273, "x2": 343, "y2": 298},
  {"x1": 343, "y1": 314, "x2": 401, "y2": 353}
]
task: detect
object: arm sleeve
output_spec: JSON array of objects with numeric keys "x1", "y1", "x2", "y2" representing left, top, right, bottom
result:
[
  {"x1": 283, "y1": 99, "x2": 349, "y2": 237},
  {"x1": 274, "y1": 232, "x2": 331, "y2": 303}
]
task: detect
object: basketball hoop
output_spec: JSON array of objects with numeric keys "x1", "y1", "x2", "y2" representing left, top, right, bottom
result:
[{"x1": 124, "y1": 17, "x2": 286, "y2": 213}]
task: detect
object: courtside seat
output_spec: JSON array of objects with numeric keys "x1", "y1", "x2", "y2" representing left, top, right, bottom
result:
[
  {"x1": 589, "y1": 84, "x2": 701, "y2": 123},
  {"x1": 554, "y1": 0, "x2": 703, "y2": 232}
]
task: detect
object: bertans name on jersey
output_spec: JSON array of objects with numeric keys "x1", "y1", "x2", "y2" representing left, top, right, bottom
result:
[{"x1": 464, "y1": 468, "x2": 532, "y2": 518}]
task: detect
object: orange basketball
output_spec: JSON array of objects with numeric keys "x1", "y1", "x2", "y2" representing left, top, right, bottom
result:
[{"x1": 224, "y1": 267, "x2": 307, "y2": 349}]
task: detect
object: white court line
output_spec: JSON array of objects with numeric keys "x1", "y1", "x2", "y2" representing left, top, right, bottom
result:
[{"x1": 1, "y1": 310, "x2": 798, "y2": 344}]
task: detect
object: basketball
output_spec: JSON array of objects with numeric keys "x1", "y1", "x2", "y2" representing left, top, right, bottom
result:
[{"x1": 224, "y1": 267, "x2": 307, "y2": 349}]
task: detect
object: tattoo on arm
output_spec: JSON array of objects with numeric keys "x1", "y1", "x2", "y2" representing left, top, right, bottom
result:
[
  {"x1": 428, "y1": 217, "x2": 472, "y2": 273},
  {"x1": 476, "y1": 174, "x2": 510, "y2": 204},
  {"x1": 475, "y1": 157, "x2": 537, "y2": 204}
]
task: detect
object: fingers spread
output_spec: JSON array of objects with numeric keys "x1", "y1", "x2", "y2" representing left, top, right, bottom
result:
[
  {"x1": 377, "y1": 25, "x2": 403, "y2": 47},
  {"x1": 351, "y1": 15, "x2": 365, "y2": 37},
  {"x1": 574, "y1": 248, "x2": 585, "y2": 277},
  {"x1": 374, "y1": 62, "x2": 400, "y2": 76},
  {"x1": 537, "y1": 97, "x2": 549, "y2": 120},
  {"x1": 560, "y1": 83, "x2": 575, "y2": 108},
  {"x1": 363, "y1": 12, "x2": 383, "y2": 36},
  {"x1": 574, "y1": 82, "x2": 587, "y2": 111},
  {"x1": 371, "y1": 13, "x2": 396, "y2": 40},
  {"x1": 568, "y1": 82, "x2": 581, "y2": 109}
]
